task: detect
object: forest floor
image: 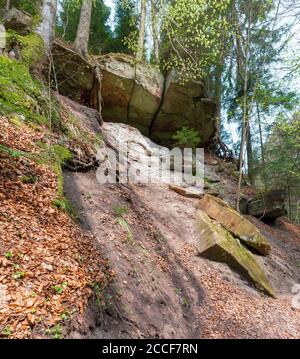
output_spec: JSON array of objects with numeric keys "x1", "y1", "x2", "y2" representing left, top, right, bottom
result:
[
  {"x1": 0, "y1": 116, "x2": 113, "y2": 339},
  {"x1": 60, "y1": 97, "x2": 300, "y2": 338}
]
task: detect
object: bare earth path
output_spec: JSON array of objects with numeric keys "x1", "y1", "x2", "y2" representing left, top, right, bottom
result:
[{"x1": 64, "y1": 170, "x2": 300, "y2": 339}]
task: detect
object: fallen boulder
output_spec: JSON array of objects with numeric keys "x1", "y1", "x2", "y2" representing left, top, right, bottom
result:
[
  {"x1": 196, "y1": 211, "x2": 275, "y2": 297},
  {"x1": 248, "y1": 190, "x2": 287, "y2": 220},
  {"x1": 198, "y1": 194, "x2": 271, "y2": 255},
  {"x1": 150, "y1": 70, "x2": 217, "y2": 146},
  {"x1": 169, "y1": 184, "x2": 203, "y2": 198}
]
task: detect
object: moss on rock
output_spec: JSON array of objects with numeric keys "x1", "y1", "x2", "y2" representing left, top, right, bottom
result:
[{"x1": 197, "y1": 210, "x2": 275, "y2": 297}]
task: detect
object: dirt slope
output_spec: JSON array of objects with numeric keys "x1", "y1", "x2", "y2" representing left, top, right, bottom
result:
[
  {"x1": 60, "y1": 97, "x2": 300, "y2": 338},
  {"x1": 64, "y1": 170, "x2": 300, "y2": 339}
]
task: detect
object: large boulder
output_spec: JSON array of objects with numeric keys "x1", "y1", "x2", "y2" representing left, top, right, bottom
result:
[
  {"x1": 99, "y1": 53, "x2": 135, "y2": 125},
  {"x1": 1, "y1": 8, "x2": 32, "y2": 35},
  {"x1": 52, "y1": 39, "x2": 95, "y2": 102},
  {"x1": 248, "y1": 190, "x2": 287, "y2": 220},
  {"x1": 128, "y1": 62, "x2": 164, "y2": 136},
  {"x1": 100, "y1": 54, "x2": 164, "y2": 136},
  {"x1": 198, "y1": 195, "x2": 271, "y2": 255},
  {"x1": 51, "y1": 41, "x2": 217, "y2": 146},
  {"x1": 197, "y1": 211, "x2": 275, "y2": 297},
  {"x1": 99, "y1": 122, "x2": 201, "y2": 186},
  {"x1": 150, "y1": 70, "x2": 217, "y2": 146}
]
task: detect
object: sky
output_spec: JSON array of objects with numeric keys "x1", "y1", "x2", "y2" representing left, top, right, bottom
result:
[{"x1": 104, "y1": 0, "x2": 116, "y2": 30}]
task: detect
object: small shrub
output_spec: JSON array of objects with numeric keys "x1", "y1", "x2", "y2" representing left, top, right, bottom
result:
[
  {"x1": 52, "y1": 281, "x2": 68, "y2": 295},
  {"x1": 13, "y1": 271, "x2": 26, "y2": 280},
  {"x1": 172, "y1": 127, "x2": 202, "y2": 148},
  {"x1": 46, "y1": 325, "x2": 63, "y2": 339},
  {"x1": 4, "y1": 251, "x2": 14, "y2": 259},
  {"x1": 2, "y1": 325, "x2": 12, "y2": 337}
]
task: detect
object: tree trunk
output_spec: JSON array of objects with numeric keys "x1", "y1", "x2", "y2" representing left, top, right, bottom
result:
[
  {"x1": 246, "y1": 124, "x2": 255, "y2": 186},
  {"x1": 37, "y1": 0, "x2": 57, "y2": 51},
  {"x1": 236, "y1": 0, "x2": 252, "y2": 212},
  {"x1": 151, "y1": 0, "x2": 159, "y2": 64},
  {"x1": 74, "y1": 0, "x2": 93, "y2": 57},
  {"x1": 136, "y1": 0, "x2": 146, "y2": 62},
  {"x1": 5, "y1": 0, "x2": 11, "y2": 10},
  {"x1": 214, "y1": 63, "x2": 223, "y2": 136},
  {"x1": 256, "y1": 101, "x2": 265, "y2": 164}
]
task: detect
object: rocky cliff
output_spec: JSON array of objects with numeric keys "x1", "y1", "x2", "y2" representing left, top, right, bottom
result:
[{"x1": 51, "y1": 40, "x2": 217, "y2": 147}]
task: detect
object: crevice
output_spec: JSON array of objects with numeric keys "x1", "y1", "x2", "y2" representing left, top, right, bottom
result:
[
  {"x1": 149, "y1": 74, "x2": 167, "y2": 137},
  {"x1": 126, "y1": 62, "x2": 138, "y2": 124}
]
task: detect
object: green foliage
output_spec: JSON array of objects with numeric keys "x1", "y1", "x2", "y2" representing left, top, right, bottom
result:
[
  {"x1": 2, "y1": 0, "x2": 42, "y2": 15},
  {"x1": 262, "y1": 112, "x2": 300, "y2": 222},
  {"x1": 0, "y1": 56, "x2": 61, "y2": 129},
  {"x1": 52, "y1": 281, "x2": 68, "y2": 295},
  {"x1": 111, "y1": 0, "x2": 139, "y2": 55},
  {"x1": 0, "y1": 57, "x2": 42, "y2": 118},
  {"x1": 117, "y1": 217, "x2": 134, "y2": 244},
  {"x1": 4, "y1": 251, "x2": 14, "y2": 259},
  {"x1": 45, "y1": 325, "x2": 63, "y2": 339},
  {"x1": 13, "y1": 271, "x2": 26, "y2": 280},
  {"x1": 56, "y1": 0, "x2": 114, "y2": 55},
  {"x1": 7, "y1": 31, "x2": 44, "y2": 66},
  {"x1": 161, "y1": 0, "x2": 231, "y2": 82},
  {"x1": 2, "y1": 325, "x2": 12, "y2": 337},
  {"x1": 172, "y1": 127, "x2": 202, "y2": 148},
  {"x1": 20, "y1": 175, "x2": 38, "y2": 184}
]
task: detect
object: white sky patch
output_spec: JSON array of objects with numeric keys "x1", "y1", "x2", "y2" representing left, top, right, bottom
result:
[{"x1": 104, "y1": 0, "x2": 116, "y2": 30}]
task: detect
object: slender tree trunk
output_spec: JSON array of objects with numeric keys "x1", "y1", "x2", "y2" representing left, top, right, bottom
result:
[
  {"x1": 37, "y1": 0, "x2": 57, "y2": 51},
  {"x1": 5, "y1": 0, "x2": 11, "y2": 10},
  {"x1": 136, "y1": 0, "x2": 146, "y2": 62},
  {"x1": 236, "y1": 0, "x2": 252, "y2": 212},
  {"x1": 74, "y1": 0, "x2": 93, "y2": 57},
  {"x1": 246, "y1": 124, "x2": 255, "y2": 186},
  {"x1": 214, "y1": 63, "x2": 224, "y2": 136},
  {"x1": 256, "y1": 101, "x2": 265, "y2": 164},
  {"x1": 151, "y1": 0, "x2": 159, "y2": 64}
]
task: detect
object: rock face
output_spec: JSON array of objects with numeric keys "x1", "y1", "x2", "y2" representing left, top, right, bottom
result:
[
  {"x1": 100, "y1": 54, "x2": 164, "y2": 136},
  {"x1": 198, "y1": 195, "x2": 271, "y2": 255},
  {"x1": 99, "y1": 54, "x2": 136, "y2": 125},
  {"x1": 196, "y1": 211, "x2": 275, "y2": 297},
  {"x1": 1, "y1": 8, "x2": 32, "y2": 35},
  {"x1": 99, "y1": 122, "x2": 202, "y2": 187},
  {"x1": 248, "y1": 190, "x2": 287, "y2": 220},
  {"x1": 52, "y1": 39, "x2": 95, "y2": 105},
  {"x1": 128, "y1": 62, "x2": 164, "y2": 136},
  {"x1": 51, "y1": 41, "x2": 217, "y2": 146},
  {"x1": 150, "y1": 71, "x2": 217, "y2": 146}
]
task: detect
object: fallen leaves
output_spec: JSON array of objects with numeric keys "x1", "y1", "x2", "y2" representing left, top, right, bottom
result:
[{"x1": 0, "y1": 116, "x2": 113, "y2": 338}]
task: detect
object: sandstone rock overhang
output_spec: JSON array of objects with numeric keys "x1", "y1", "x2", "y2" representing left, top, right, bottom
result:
[
  {"x1": 248, "y1": 189, "x2": 287, "y2": 220},
  {"x1": 197, "y1": 211, "x2": 275, "y2": 297},
  {"x1": 198, "y1": 194, "x2": 271, "y2": 255},
  {"x1": 51, "y1": 40, "x2": 217, "y2": 147},
  {"x1": 0, "y1": 8, "x2": 32, "y2": 35}
]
